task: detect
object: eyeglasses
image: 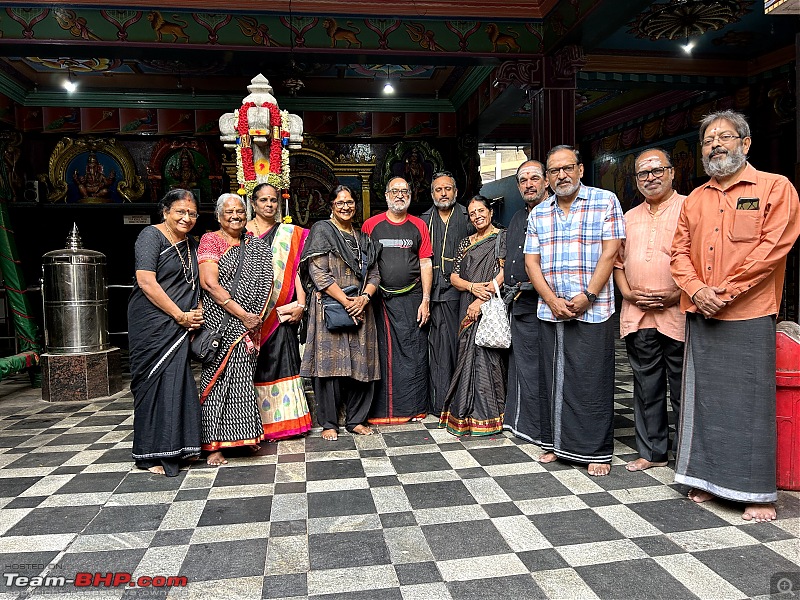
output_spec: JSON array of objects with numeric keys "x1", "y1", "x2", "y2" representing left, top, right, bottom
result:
[
  {"x1": 635, "y1": 167, "x2": 672, "y2": 181},
  {"x1": 546, "y1": 164, "x2": 577, "y2": 177},
  {"x1": 172, "y1": 209, "x2": 199, "y2": 219},
  {"x1": 333, "y1": 200, "x2": 356, "y2": 208},
  {"x1": 388, "y1": 188, "x2": 410, "y2": 197},
  {"x1": 701, "y1": 133, "x2": 741, "y2": 147}
]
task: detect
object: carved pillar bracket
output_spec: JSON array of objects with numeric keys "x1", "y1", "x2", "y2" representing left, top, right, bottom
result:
[
  {"x1": 552, "y1": 45, "x2": 587, "y2": 80},
  {"x1": 493, "y1": 58, "x2": 543, "y2": 91}
]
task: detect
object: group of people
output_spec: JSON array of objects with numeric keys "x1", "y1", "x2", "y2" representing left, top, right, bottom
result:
[
  {"x1": 506, "y1": 110, "x2": 797, "y2": 524},
  {"x1": 128, "y1": 109, "x2": 798, "y2": 525},
  {"x1": 128, "y1": 183, "x2": 312, "y2": 472}
]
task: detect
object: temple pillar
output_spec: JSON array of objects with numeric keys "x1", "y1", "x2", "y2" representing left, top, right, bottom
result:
[{"x1": 530, "y1": 46, "x2": 586, "y2": 161}]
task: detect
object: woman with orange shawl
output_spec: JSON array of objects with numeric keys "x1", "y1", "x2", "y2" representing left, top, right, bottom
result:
[{"x1": 247, "y1": 183, "x2": 312, "y2": 440}]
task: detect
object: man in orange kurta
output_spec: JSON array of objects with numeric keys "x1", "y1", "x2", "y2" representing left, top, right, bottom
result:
[
  {"x1": 615, "y1": 148, "x2": 686, "y2": 472},
  {"x1": 671, "y1": 110, "x2": 800, "y2": 522}
]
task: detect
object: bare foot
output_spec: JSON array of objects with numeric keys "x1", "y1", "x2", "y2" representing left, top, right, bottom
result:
[
  {"x1": 147, "y1": 465, "x2": 165, "y2": 475},
  {"x1": 742, "y1": 503, "x2": 776, "y2": 522},
  {"x1": 625, "y1": 458, "x2": 668, "y2": 472},
  {"x1": 206, "y1": 451, "x2": 227, "y2": 466},
  {"x1": 321, "y1": 428, "x2": 338, "y2": 441},
  {"x1": 536, "y1": 452, "x2": 558, "y2": 464},
  {"x1": 588, "y1": 463, "x2": 611, "y2": 476},
  {"x1": 688, "y1": 488, "x2": 714, "y2": 503},
  {"x1": 351, "y1": 424, "x2": 374, "y2": 436}
]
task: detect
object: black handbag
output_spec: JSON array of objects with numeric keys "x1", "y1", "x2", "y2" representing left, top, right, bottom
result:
[
  {"x1": 190, "y1": 236, "x2": 247, "y2": 364},
  {"x1": 189, "y1": 327, "x2": 223, "y2": 365},
  {"x1": 320, "y1": 285, "x2": 361, "y2": 331}
]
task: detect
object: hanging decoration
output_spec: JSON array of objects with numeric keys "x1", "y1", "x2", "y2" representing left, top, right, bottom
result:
[{"x1": 234, "y1": 101, "x2": 291, "y2": 197}]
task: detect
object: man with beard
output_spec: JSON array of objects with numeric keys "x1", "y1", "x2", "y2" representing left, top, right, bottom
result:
[
  {"x1": 671, "y1": 110, "x2": 800, "y2": 522},
  {"x1": 363, "y1": 176, "x2": 433, "y2": 424},
  {"x1": 503, "y1": 160, "x2": 548, "y2": 445},
  {"x1": 421, "y1": 172, "x2": 474, "y2": 414},
  {"x1": 525, "y1": 145, "x2": 625, "y2": 475},
  {"x1": 614, "y1": 148, "x2": 685, "y2": 472}
]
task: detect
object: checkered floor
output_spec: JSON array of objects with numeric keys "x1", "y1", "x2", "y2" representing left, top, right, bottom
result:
[{"x1": 0, "y1": 345, "x2": 797, "y2": 600}]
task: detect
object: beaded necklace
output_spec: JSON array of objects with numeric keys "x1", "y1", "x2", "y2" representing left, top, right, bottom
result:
[{"x1": 164, "y1": 224, "x2": 195, "y2": 290}]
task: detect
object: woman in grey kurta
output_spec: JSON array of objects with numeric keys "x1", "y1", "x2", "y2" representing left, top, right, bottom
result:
[{"x1": 299, "y1": 185, "x2": 381, "y2": 441}]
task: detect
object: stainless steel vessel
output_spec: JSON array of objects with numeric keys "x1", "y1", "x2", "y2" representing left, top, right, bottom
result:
[{"x1": 42, "y1": 224, "x2": 109, "y2": 354}]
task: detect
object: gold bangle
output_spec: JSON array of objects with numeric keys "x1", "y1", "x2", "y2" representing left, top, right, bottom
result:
[{"x1": 222, "y1": 298, "x2": 233, "y2": 306}]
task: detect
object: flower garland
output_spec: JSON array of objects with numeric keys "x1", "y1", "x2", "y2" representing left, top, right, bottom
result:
[{"x1": 235, "y1": 101, "x2": 291, "y2": 198}]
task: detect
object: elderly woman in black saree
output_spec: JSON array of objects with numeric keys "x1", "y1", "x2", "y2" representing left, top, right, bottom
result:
[
  {"x1": 198, "y1": 193, "x2": 273, "y2": 465},
  {"x1": 129, "y1": 189, "x2": 204, "y2": 476},
  {"x1": 299, "y1": 185, "x2": 381, "y2": 441},
  {"x1": 439, "y1": 195, "x2": 507, "y2": 436}
]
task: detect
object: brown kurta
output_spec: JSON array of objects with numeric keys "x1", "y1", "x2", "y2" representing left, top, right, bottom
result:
[{"x1": 300, "y1": 250, "x2": 381, "y2": 382}]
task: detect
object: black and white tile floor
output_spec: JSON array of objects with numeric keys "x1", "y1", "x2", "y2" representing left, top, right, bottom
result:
[{"x1": 0, "y1": 346, "x2": 797, "y2": 599}]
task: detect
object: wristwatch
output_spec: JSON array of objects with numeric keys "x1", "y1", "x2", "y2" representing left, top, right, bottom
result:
[
  {"x1": 361, "y1": 292, "x2": 371, "y2": 302},
  {"x1": 583, "y1": 290, "x2": 597, "y2": 303}
]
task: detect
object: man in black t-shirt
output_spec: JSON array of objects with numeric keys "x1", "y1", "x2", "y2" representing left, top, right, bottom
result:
[{"x1": 362, "y1": 177, "x2": 433, "y2": 424}]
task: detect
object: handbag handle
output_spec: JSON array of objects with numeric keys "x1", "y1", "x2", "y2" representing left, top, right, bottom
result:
[{"x1": 492, "y1": 279, "x2": 502, "y2": 300}]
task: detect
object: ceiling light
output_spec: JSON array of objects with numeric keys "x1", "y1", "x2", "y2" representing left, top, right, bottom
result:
[
  {"x1": 63, "y1": 71, "x2": 77, "y2": 92},
  {"x1": 682, "y1": 40, "x2": 695, "y2": 53},
  {"x1": 383, "y1": 64, "x2": 394, "y2": 94}
]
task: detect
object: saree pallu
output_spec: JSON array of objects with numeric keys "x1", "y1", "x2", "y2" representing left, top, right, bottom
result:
[
  {"x1": 255, "y1": 224, "x2": 311, "y2": 440},
  {"x1": 675, "y1": 314, "x2": 777, "y2": 503},
  {"x1": 440, "y1": 232, "x2": 507, "y2": 436},
  {"x1": 199, "y1": 235, "x2": 272, "y2": 451},
  {"x1": 129, "y1": 229, "x2": 201, "y2": 477}
]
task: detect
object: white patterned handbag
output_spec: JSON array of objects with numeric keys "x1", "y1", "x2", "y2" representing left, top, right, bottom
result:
[{"x1": 474, "y1": 280, "x2": 511, "y2": 349}]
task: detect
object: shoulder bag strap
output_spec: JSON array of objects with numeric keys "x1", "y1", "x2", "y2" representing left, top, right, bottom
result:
[{"x1": 218, "y1": 235, "x2": 247, "y2": 333}]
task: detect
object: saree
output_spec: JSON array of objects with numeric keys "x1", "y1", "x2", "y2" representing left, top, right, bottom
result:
[
  {"x1": 129, "y1": 226, "x2": 201, "y2": 477},
  {"x1": 255, "y1": 223, "x2": 311, "y2": 441},
  {"x1": 198, "y1": 233, "x2": 273, "y2": 451},
  {"x1": 439, "y1": 231, "x2": 507, "y2": 436}
]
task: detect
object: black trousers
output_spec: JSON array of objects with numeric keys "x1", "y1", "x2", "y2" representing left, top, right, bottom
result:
[
  {"x1": 313, "y1": 377, "x2": 374, "y2": 432},
  {"x1": 624, "y1": 328, "x2": 683, "y2": 462}
]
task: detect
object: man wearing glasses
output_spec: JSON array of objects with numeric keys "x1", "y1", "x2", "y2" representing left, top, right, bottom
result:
[
  {"x1": 671, "y1": 110, "x2": 800, "y2": 522},
  {"x1": 614, "y1": 148, "x2": 685, "y2": 473},
  {"x1": 362, "y1": 177, "x2": 433, "y2": 425},
  {"x1": 421, "y1": 172, "x2": 474, "y2": 415},
  {"x1": 525, "y1": 144, "x2": 625, "y2": 476}
]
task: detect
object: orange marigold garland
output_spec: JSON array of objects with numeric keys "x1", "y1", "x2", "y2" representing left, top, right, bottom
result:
[{"x1": 235, "y1": 101, "x2": 290, "y2": 198}]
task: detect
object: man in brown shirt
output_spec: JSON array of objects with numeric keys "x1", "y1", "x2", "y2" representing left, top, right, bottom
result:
[{"x1": 671, "y1": 109, "x2": 800, "y2": 522}]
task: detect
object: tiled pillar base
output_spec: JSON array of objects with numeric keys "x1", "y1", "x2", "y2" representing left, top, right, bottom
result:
[{"x1": 41, "y1": 347, "x2": 123, "y2": 402}]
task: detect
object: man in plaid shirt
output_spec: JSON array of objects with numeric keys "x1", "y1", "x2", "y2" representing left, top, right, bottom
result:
[{"x1": 524, "y1": 145, "x2": 625, "y2": 476}]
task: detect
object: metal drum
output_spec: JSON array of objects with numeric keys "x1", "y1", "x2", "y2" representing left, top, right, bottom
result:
[{"x1": 42, "y1": 224, "x2": 109, "y2": 354}]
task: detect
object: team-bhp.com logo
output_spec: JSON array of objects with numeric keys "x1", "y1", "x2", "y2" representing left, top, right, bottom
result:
[{"x1": 4, "y1": 572, "x2": 187, "y2": 589}]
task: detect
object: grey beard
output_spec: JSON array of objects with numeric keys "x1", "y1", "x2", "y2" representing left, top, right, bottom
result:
[
  {"x1": 703, "y1": 147, "x2": 747, "y2": 179},
  {"x1": 433, "y1": 198, "x2": 456, "y2": 210},
  {"x1": 388, "y1": 202, "x2": 410, "y2": 215},
  {"x1": 554, "y1": 181, "x2": 580, "y2": 197}
]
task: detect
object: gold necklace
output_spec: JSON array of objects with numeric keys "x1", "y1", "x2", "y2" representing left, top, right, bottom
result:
[
  {"x1": 251, "y1": 217, "x2": 276, "y2": 238},
  {"x1": 164, "y1": 224, "x2": 195, "y2": 290}
]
